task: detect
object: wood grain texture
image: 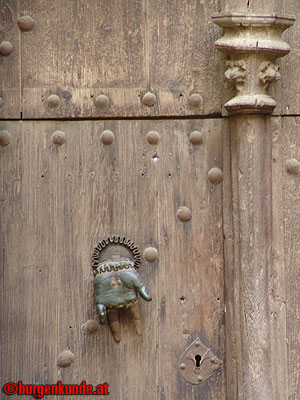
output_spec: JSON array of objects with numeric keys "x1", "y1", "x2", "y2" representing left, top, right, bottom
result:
[
  {"x1": 220, "y1": 0, "x2": 286, "y2": 13},
  {"x1": 19, "y1": 0, "x2": 223, "y2": 118},
  {"x1": 0, "y1": 119, "x2": 225, "y2": 400},
  {"x1": 148, "y1": 0, "x2": 223, "y2": 116},
  {"x1": 277, "y1": 0, "x2": 300, "y2": 116},
  {"x1": 0, "y1": 0, "x2": 21, "y2": 118},
  {"x1": 224, "y1": 116, "x2": 288, "y2": 400},
  {"x1": 281, "y1": 117, "x2": 300, "y2": 400}
]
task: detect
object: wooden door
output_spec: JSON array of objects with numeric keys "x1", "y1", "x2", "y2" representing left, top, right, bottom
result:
[
  {"x1": 2, "y1": 1, "x2": 300, "y2": 399},
  {"x1": 1, "y1": 1, "x2": 226, "y2": 399}
]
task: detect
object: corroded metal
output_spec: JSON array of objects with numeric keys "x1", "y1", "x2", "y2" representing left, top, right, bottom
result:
[
  {"x1": 92, "y1": 236, "x2": 142, "y2": 269},
  {"x1": 178, "y1": 337, "x2": 222, "y2": 385},
  {"x1": 92, "y1": 236, "x2": 151, "y2": 342}
]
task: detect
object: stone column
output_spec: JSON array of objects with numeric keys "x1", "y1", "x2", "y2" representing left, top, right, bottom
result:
[{"x1": 212, "y1": 13, "x2": 295, "y2": 400}]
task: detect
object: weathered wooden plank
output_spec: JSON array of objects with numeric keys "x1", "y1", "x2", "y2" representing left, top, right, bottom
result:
[
  {"x1": 220, "y1": 0, "x2": 287, "y2": 13},
  {"x1": 281, "y1": 117, "x2": 300, "y2": 400},
  {"x1": 0, "y1": 121, "x2": 59, "y2": 397},
  {"x1": 148, "y1": 0, "x2": 223, "y2": 116},
  {"x1": 225, "y1": 116, "x2": 283, "y2": 400},
  {"x1": 20, "y1": 0, "x2": 147, "y2": 118},
  {"x1": 277, "y1": 0, "x2": 300, "y2": 116},
  {"x1": 0, "y1": 119, "x2": 225, "y2": 399},
  {"x1": 0, "y1": 0, "x2": 21, "y2": 118},
  {"x1": 20, "y1": 0, "x2": 223, "y2": 118},
  {"x1": 154, "y1": 119, "x2": 225, "y2": 399}
]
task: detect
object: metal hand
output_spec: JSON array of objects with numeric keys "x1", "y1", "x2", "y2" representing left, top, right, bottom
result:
[{"x1": 94, "y1": 260, "x2": 151, "y2": 342}]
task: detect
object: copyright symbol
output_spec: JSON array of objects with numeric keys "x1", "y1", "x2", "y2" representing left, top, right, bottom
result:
[{"x1": 3, "y1": 382, "x2": 18, "y2": 395}]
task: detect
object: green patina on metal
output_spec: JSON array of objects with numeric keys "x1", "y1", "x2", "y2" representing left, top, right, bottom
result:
[{"x1": 92, "y1": 237, "x2": 152, "y2": 325}]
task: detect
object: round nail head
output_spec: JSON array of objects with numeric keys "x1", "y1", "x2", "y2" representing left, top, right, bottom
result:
[
  {"x1": 47, "y1": 94, "x2": 60, "y2": 109},
  {"x1": 100, "y1": 130, "x2": 114, "y2": 145},
  {"x1": 180, "y1": 363, "x2": 186, "y2": 370},
  {"x1": 286, "y1": 158, "x2": 300, "y2": 175},
  {"x1": 197, "y1": 376, "x2": 203, "y2": 383},
  {"x1": 0, "y1": 41, "x2": 14, "y2": 56},
  {"x1": 81, "y1": 320, "x2": 100, "y2": 335},
  {"x1": 57, "y1": 350, "x2": 75, "y2": 368},
  {"x1": 195, "y1": 340, "x2": 201, "y2": 347},
  {"x1": 189, "y1": 130, "x2": 203, "y2": 145},
  {"x1": 188, "y1": 93, "x2": 203, "y2": 109},
  {"x1": 18, "y1": 15, "x2": 35, "y2": 31},
  {"x1": 143, "y1": 92, "x2": 156, "y2": 107},
  {"x1": 143, "y1": 247, "x2": 158, "y2": 263},
  {"x1": 0, "y1": 130, "x2": 11, "y2": 146},
  {"x1": 52, "y1": 130, "x2": 66, "y2": 145},
  {"x1": 146, "y1": 131, "x2": 160, "y2": 145},
  {"x1": 208, "y1": 167, "x2": 223, "y2": 185},
  {"x1": 95, "y1": 94, "x2": 110, "y2": 110},
  {"x1": 177, "y1": 206, "x2": 192, "y2": 222}
]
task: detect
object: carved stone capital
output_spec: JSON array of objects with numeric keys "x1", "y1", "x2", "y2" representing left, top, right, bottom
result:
[{"x1": 212, "y1": 13, "x2": 295, "y2": 115}]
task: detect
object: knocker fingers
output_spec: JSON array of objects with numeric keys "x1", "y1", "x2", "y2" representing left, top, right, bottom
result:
[
  {"x1": 96, "y1": 304, "x2": 107, "y2": 325},
  {"x1": 138, "y1": 284, "x2": 152, "y2": 302},
  {"x1": 130, "y1": 301, "x2": 142, "y2": 336},
  {"x1": 107, "y1": 309, "x2": 121, "y2": 343}
]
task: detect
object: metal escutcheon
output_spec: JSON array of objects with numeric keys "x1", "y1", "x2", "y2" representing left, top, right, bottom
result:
[{"x1": 178, "y1": 337, "x2": 222, "y2": 385}]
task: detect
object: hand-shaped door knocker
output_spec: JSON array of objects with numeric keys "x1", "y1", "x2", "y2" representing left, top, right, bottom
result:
[{"x1": 92, "y1": 236, "x2": 152, "y2": 342}]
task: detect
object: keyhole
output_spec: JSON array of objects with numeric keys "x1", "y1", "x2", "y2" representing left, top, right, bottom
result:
[{"x1": 195, "y1": 354, "x2": 201, "y2": 367}]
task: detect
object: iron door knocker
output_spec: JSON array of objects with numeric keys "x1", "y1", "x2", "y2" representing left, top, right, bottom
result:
[{"x1": 92, "y1": 236, "x2": 152, "y2": 342}]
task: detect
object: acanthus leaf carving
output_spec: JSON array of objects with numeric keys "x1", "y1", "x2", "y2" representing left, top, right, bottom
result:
[
  {"x1": 225, "y1": 60, "x2": 247, "y2": 91},
  {"x1": 258, "y1": 61, "x2": 281, "y2": 89}
]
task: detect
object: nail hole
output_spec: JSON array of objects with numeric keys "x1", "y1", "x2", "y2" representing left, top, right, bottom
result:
[
  {"x1": 180, "y1": 296, "x2": 186, "y2": 303},
  {"x1": 38, "y1": 269, "x2": 42, "y2": 273},
  {"x1": 217, "y1": 297, "x2": 220, "y2": 301},
  {"x1": 195, "y1": 354, "x2": 201, "y2": 367},
  {"x1": 41, "y1": 175, "x2": 44, "y2": 178}
]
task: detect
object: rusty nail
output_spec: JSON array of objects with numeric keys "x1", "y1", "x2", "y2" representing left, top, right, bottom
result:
[
  {"x1": 146, "y1": 131, "x2": 160, "y2": 145},
  {"x1": 208, "y1": 167, "x2": 223, "y2": 185},
  {"x1": 81, "y1": 320, "x2": 100, "y2": 335},
  {"x1": 57, "y1": 350, "x2": 75, "y2": 368},
  {"x1": 52, "y1": 130, "x2": 66, "y2": 145},
  {"x1": 143, "y1": 92, "x2": 156, "y2": 107},
  {"x1": 95, "y1": 94, "x2": 110, "y2": 110},
  {"x1": 0, "y1": 41, "x2": 14, "y2": 57},
  {"x1": 189, "y1": 130, "x2": 203, "y2": 145},
  {"x1": 286, "y1": 159, "x2": 300, "y2": 175},
  {"x1": 177, "y1": 206, "x2": 192, "y2": 222},
  {"x1": 188, "y1": 93, "x2": 203, "y2": 109},
  {"x1": 100, "y1": 130, "x2": 114, "y2": 145},
  {"x1": 143, "y1": 247, "x2": 158, "y2": 263},
  {"x1": 47, "y1": 94, "x2": 60, "y2": 109},
  {"x1": 0, "y1": 130, "x2": 11, "y2": 146},
  {"x1": 18, "y1": 15, "x2": 35, "y2": 31}
]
